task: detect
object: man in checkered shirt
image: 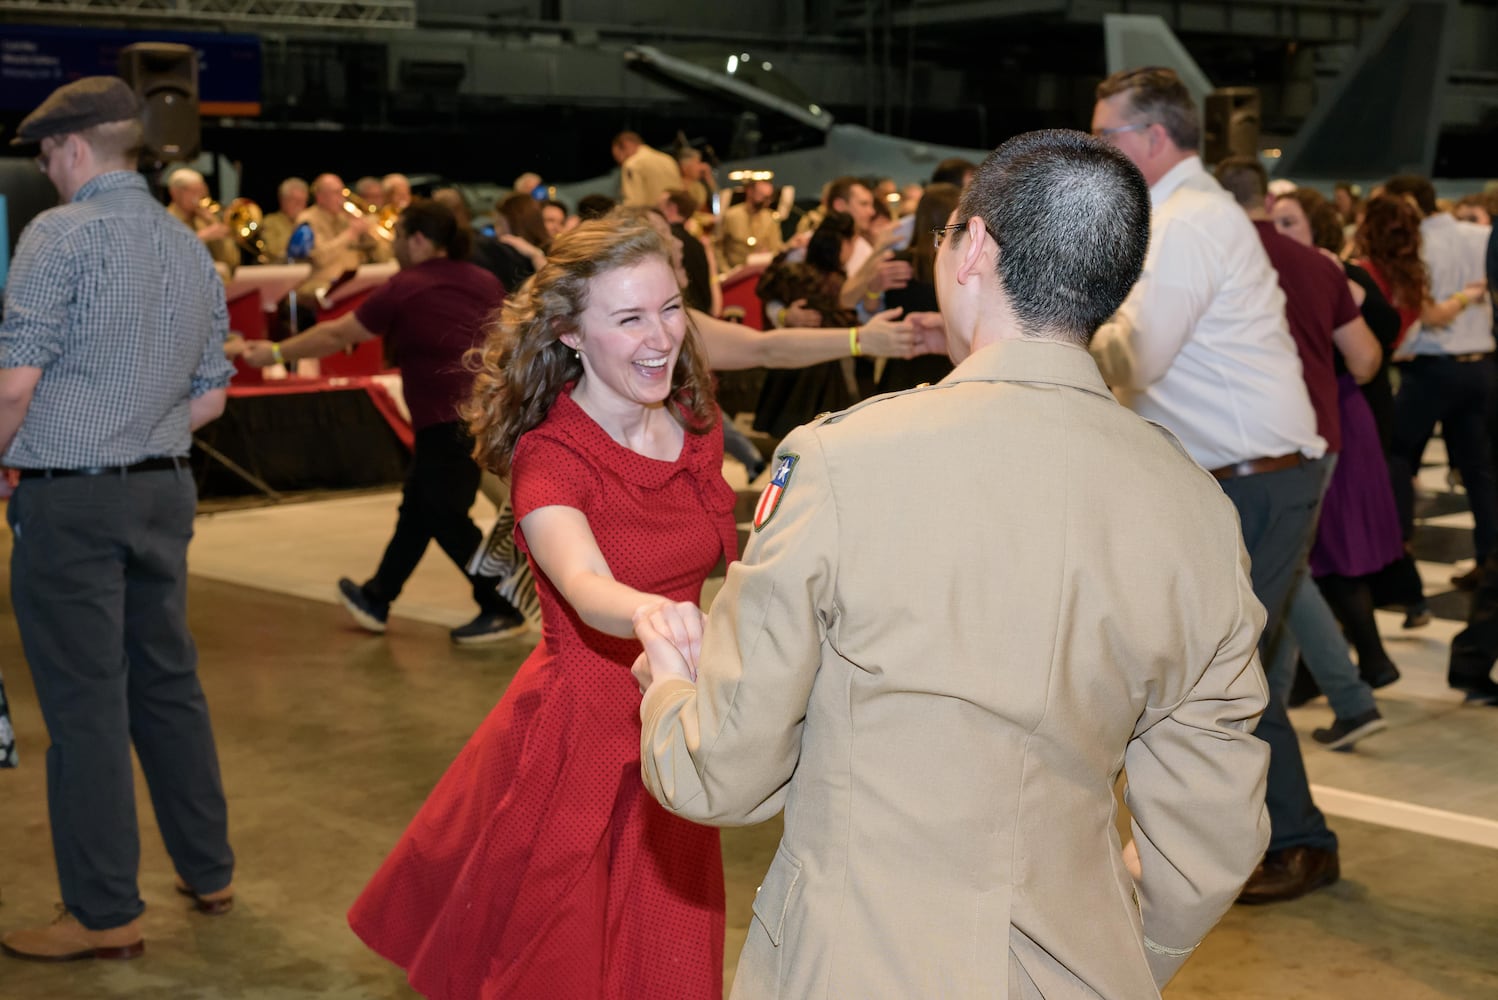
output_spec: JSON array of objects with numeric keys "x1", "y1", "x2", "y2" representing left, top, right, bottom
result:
[{"x1": 0, "y1": 76, "x2": 237, "y2": 962}]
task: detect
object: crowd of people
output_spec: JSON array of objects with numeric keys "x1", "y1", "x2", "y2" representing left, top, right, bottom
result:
[{"x1": 0, "y1": 64, "x2": 1494, "y2": 999}]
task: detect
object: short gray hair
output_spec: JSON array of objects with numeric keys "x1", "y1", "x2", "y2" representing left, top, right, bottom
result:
[
  {"x1": 955, "y1": 129, "x2": 1152, "y2": 345},
  {"x1": 168, "y1": 167, "x2": 205, "y2": 192},
  {"x1": 1095, "y1": 67, "x2": 1201, "y2": 152}
]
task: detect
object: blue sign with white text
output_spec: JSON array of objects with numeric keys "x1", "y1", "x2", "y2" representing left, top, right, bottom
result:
[{"x1": 0, "y1": 25, "x2": 261, "y2": 114}]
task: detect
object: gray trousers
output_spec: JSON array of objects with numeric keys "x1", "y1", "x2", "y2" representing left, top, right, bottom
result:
[
  {"x1": 1219, "y1": 456, "x2": 1338, "y2": 854},
  {"x1": 8, "y1": 467, "x2": 234, "y2": 930}
]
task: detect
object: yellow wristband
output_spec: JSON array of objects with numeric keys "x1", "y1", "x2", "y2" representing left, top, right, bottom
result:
[
  {"x1": 849, "y1": 326, "x2": 862, "y2": 357},
  {"x1": 271, "y1": 342, "x2": 285, "y2": 364},
  {"x1": 864, "y1": 289, "x2": 881, "y2": 301},
  {"x1": 776, "y1": 306, "x2": 788, "y2": 326},
  {"x1": 1454, "y1": 291, "x2": 1471, "y2": 308}
]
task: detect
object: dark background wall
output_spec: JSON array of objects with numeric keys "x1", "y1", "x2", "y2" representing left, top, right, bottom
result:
[{"x1": 1, "y1": 0, "x2": 1495, "y2": 212}]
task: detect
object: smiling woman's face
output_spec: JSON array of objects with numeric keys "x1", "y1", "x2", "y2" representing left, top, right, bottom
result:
[{"x1": 564, "y1": 257, "x2": 688, "y2": 410}]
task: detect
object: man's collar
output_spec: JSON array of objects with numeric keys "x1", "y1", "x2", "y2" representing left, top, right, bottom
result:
[
  {"x1": 944, "y1": 337, "x2": 1115, "y2": 401},
  {"x1": 72, "y1": 170, "x2": 145, "y2": 203},
  {"x1": 1149, "y1": 155, "x2": 1204, "y2": 209}
]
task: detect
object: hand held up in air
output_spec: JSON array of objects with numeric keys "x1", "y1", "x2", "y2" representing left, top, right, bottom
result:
[{"x1": 870, "y1": 256, "x2": 913, "y2": 294}]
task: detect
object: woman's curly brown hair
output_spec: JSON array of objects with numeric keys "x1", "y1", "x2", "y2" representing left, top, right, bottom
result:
[
  {"x1": 465, "y1": 217, "x2": 717, "y2": 477},
  {"x1": 1352, "y1": 192, "x2": 1429, "y2": 311}
]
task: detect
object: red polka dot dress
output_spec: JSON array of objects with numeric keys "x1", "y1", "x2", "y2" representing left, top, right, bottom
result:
[{"x1": 349, "y1": 389, "x2": 738, "y2": 1000}]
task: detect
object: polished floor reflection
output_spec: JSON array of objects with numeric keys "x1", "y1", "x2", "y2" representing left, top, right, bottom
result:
[{"x1": 1, "y1": 453, "x2": 1496, "y2": 997}]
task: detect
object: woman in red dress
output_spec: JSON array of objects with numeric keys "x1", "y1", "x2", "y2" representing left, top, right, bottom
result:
[{"x1": 349, "y1": 217, "x2": 738, "y2": 999}]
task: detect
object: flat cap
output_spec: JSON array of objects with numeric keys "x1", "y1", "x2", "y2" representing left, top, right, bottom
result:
[{"x1": 11, "y1": 76, "x2": 140, "y2": 146}]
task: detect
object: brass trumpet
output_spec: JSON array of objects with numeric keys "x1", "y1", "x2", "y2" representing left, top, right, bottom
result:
[{"x1": 339, "y1": 188, "x2": 398, "y2": 242}]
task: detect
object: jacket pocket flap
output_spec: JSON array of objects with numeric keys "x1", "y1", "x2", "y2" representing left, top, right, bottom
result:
[{"x1": 751, "y1": 843, "x2": 802, "y2": 947}]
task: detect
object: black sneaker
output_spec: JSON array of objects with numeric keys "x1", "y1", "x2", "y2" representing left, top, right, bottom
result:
[
  {"x1": 1455, "y1": 679, "x2": 1498, "y2": 706},
  {"x1": 337, "y1": 577, "x2": 389, "y2": 634},
  {"x1": 1311, "y1": 708, "x2": 1386, "y2": 751},
  {"x1": 451, "y1": 606, "x2": 528, "y2": 645}
]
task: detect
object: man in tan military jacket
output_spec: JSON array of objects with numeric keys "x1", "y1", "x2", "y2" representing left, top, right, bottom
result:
[
  {"x1": 718, "y1": 178, "x2": 783, "y2": 270},
  {"x1": 634, "y1": 130, "x2": 1271, "y2": 999},
  {"x1": 294, "y1": 173, "x2": 385, "y2": 297},
  {"x1": 612, "y1": 130, "x2": 683, "y2": 208},
  {"x1": 165, "y1": 167, "x2": 237, "y2": 276}
]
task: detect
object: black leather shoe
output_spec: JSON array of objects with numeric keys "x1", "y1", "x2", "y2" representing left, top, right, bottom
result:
[
  {"x1": 1361, "y1": 661, "x2": 1401, "y2": 690},
  {"x1": 1235, "y1": 846, "x2": 1340, "y2": 904}
]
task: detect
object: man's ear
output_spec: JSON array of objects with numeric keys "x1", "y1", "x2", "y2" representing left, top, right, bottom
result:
[{"x1": 955, "y1": 216, "x2": 991, "y2": 285}]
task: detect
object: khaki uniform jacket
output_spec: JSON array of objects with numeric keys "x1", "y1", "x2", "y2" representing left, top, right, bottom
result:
[
  {"x1": 167, "y1": 203, "x2": 237, "y2": 275},
  {"x1": 620, "y1": 144, "x2": 684, "y2": 208},
  {"x1": 259, "y1": 211, "x2": 296, "y2": 262},
  {"x1": 719, "y1": 203, "x2": 784, "y2": 270},
  {"x1": 641, "y1": 338, "x2": 1270, "y2": 999},
  {"x1": 293, "y1": 205, "x2": 383, "y2": 296}
]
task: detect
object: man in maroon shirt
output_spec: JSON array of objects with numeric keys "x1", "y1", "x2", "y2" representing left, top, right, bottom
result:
[
  {"x1": 1215, "y1": 158, "x2": 1391, "y2": 770},
  {"x1": 244, "y1": 200, "x2": 526, "y2": 643}
]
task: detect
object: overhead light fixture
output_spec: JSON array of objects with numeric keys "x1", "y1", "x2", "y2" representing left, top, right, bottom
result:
[{"x1": 726, "y1": 55, "x2": 738, "y2": 74}]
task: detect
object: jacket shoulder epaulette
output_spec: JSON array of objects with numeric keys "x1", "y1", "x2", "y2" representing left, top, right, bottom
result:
[{"x1": 814, "y1": 381, "x2": 953, "y2": 427}]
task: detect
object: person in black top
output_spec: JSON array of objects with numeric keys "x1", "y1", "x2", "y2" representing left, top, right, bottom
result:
[
  {"x1": 753, "y1": 212, "x2": 863, "y2": 437},
  {"x1": 878, "y1": 183, "x2": 962, "y2": 393},
  {"x1": 660, "y1": 189, "x2": 715, "y2": 313}
]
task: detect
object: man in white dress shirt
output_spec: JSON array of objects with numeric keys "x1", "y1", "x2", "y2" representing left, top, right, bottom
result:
[{"x1": 1089, "y1": 66, "x2": 1340, "y2": 904}]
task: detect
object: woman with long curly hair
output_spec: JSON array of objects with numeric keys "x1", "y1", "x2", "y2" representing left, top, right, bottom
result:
[
  {"x1": 349, "y1": 217, "x2": 737, "y2": 999},
  {"x1": 1351, "y1": 192, "x2": 1429, "y2": 346}
]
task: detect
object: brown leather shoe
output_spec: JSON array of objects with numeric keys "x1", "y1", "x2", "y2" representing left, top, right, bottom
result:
[
  {"x1": 174, "y1": 876, "x2": 234, "y2": 915},
  {"x1": 1452, "y1": 566, "x2": 1483, "y2": 591},
  {"x1": 1235, "y1": 846, "x2": 1340, "y2": 905},
  {"x1": 1, "y1": 907, "x2": 143, "y2": 961}
]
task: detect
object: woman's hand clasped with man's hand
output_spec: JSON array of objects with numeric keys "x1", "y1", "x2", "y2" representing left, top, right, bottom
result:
[{"x1": 630, "y1": 601, "x2": 707, "y2": 695}]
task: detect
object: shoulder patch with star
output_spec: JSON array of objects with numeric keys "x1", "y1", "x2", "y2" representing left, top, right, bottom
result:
[{"x1": 753, "y1": 454, "x2": 799, "y2": 531}]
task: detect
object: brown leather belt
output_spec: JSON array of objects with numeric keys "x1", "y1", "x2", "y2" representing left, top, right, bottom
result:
[
  {"x1": 1209, "y1": 452, "x2": 1304, "y2": 481},
  {"x1": 1407, "y1": 352, "x2": 1493, "y2": 364}
]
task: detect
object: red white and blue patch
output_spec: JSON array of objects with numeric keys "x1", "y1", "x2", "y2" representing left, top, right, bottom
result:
[{"x1": 753, "y1": 454, "x2": 799, "y2": 532}]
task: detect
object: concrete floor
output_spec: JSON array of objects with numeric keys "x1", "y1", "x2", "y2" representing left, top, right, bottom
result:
[{"x1": 1, "y1": 475, "x2": 1497, "y2": 998}]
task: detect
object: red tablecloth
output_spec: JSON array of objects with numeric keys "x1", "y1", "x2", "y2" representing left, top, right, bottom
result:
[{"x1": 226, "y1": 284, "x2": 389, "y2": 387}]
